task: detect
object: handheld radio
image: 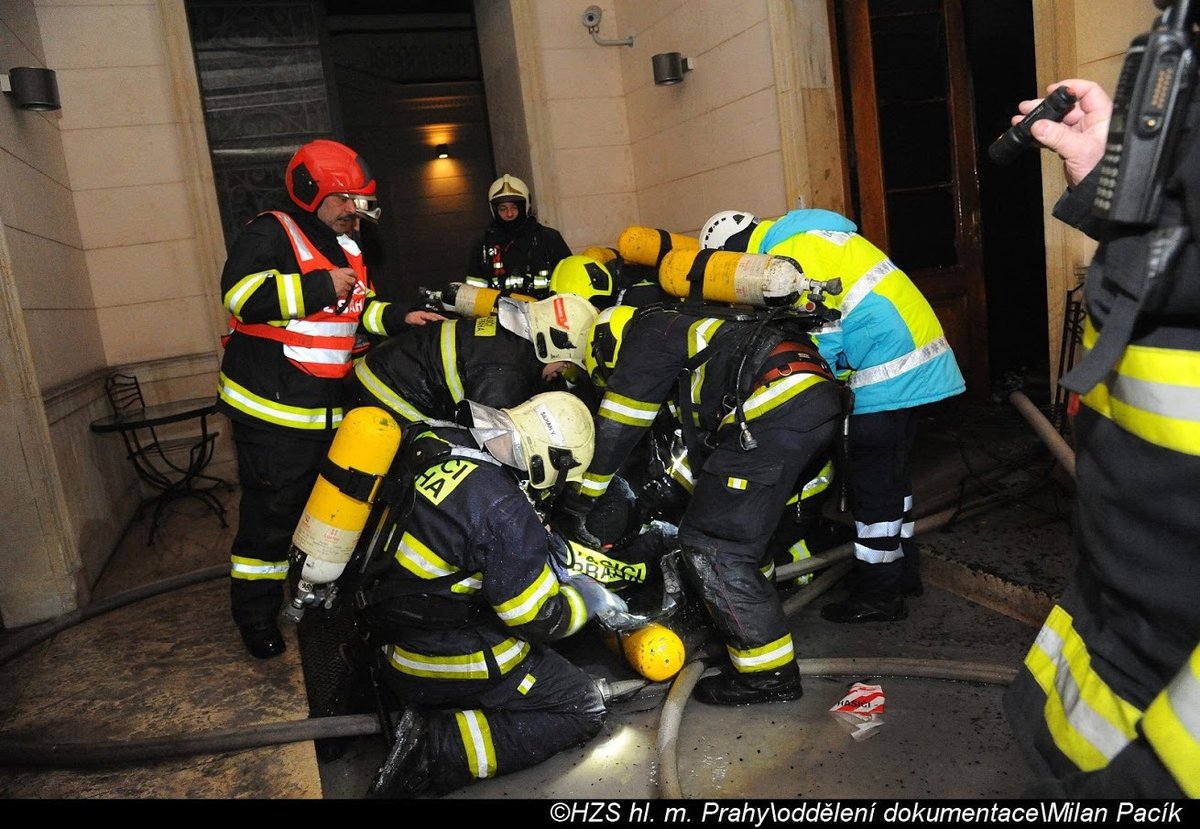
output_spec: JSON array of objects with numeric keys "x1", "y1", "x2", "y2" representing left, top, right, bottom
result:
[{"x1": 1093, "y1": 0, "x2": 1198, "y2": 225}]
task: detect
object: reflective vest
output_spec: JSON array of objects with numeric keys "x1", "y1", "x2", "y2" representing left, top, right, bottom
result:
[
  {"x1": 226, "y1": 211, "x2": 367, "y2": 379},
  {"x1": 753, "y1": 223, "x2": 965, "y2": 414}
]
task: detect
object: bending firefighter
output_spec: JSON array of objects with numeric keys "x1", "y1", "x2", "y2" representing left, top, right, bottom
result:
[
  {"x1": 348, "y1": 293, "x2": 598, "y2": 428},
  {"x1": 360, "y1": 392, "x2": 625, "y2": 798},
  {"x1": 557, "y1": 301, "x2": 843, "y2": 705},
  {"x1": 217, "y1": 139, "x2": 432, "y2": 659}
]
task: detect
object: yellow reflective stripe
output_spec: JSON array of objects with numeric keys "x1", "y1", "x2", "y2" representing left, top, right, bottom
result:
[
  {"x1": 450, "y1": 573, "x2": 483, "y2": 594},
  {"x1": 493, "y1": 564, "x2": 558, "y2": 626},
  {"x1": 230, "y1": 555, "x2": 289, "y2": 581},
  {"x1": 1024, "y1": 605, "x2": 1143, "y2": 771},
  {"x1": 225, "y1": 271, "x2": 278, "y2": 316},
  {"x1": 1142, "y1": 644, "x2": 1200, "y2": 796},
  {"x1": 384, "y1": 638, "x2": 530, "y2": 680},
  {"x1": 786, "y1": 538, "x2": 814, "y2": 585},
  {"x1": 394, "y1": 531, "x2": 456, "y2": 579},
  {"x1": 727, "y1": 477, "x2": 747, "y2": 490},
  {"x1": 560, "y1": 584, "x2": 590, "y2": 635},
  {"x1": 441, "y1": 320, "x2": 464, "y2": 404},
  {"x1": 456, "y1": 709, "x2": 497, "y2": 779},
  {"x1": 1078, "y1": 320, "x2": 1200, "y2": 456},
  {"x1": 688, "y1": 318, "x2": 724, "y2": 357},
  {"x1": 353, "y1": 360, "x2": 428, "y2": 422},
  {"x1": 667, "y1": 453, "x2": 695, "y2": 492},
  {"x1": 360, "y1": 300, "x2": 387, "y2": 334},
  {"x1": 721, "y1": 372, "x2": 825, "y2": 425},
  {"x1": 801, "y1": 459, "x2": 834, "y2": 499},
  {"x1": 218, "y1": 372, "x2": 342, "y2": 429},
  {"x1": 598, "y1": 391, "x2": 659, "y2": 427},
  {"x1": 275, "y1": 270, "x2": 304, "y2": 319},
  {"x1": 517, "y1": 673, "x2": 536, "y2": 694},
  {"x1": 580, "y1": 471, "x2": 614, "y2": 498},
  {"x1": 727, "y1": 633, "x2": 794, "y2": 673}
]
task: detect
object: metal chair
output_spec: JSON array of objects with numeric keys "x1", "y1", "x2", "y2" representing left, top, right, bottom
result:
[{"x1": 103, "y1": 373, "x2": 227, "y2": 542}]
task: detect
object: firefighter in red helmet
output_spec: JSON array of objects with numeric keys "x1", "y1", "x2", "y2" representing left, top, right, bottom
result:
[{"x1": 217, "y1": 138, "x2": 440, "y2": 659}]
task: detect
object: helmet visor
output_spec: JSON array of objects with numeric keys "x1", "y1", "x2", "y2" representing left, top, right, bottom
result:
[{"x1": 467, "y1": 402, "x2": 525, "y2": 471}]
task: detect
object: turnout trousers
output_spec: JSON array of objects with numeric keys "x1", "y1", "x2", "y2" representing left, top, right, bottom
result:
[
  {"x1": 678, "y1": 383, "x2": 841, "y2": 678},
  {"x1": 845, "y1": 407, "x2": 920, "y2": 597},
  {"x1": 228, "y1": 421, "x2": 331, "y2": 627},
  {"x1": 382, "y1": 647, "x2": 606, "y2": 791}
]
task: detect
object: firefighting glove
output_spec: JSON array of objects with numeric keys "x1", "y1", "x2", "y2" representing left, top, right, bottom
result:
[
  {"x1": 562, "y1": 573, "x2": 629, "y2": 627},
  {"x1": 551, "y1": 488, "x2": 603, "y2": 550}
]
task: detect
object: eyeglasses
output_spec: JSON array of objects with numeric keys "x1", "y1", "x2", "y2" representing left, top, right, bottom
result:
[{"x1": 332, "y1": 193, "x2": 382, "y2": 222}]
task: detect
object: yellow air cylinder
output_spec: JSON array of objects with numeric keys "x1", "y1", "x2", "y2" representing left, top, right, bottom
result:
[
  {"x1": 619, "y1": 622, "x2": 686, "y2": 682},
  {"x1": 292, "y1": 406, "x2": 402, "y2": 584},
  {"x1": 659, "y1": 249, "x2": 805, "y2": 307},
  {"x1": 444, "y1": 283, "x2": 535, "y2": 318},
  {"x1": 617, "y1": 226, "x2": 699, "y2": 268},
  {"x1": 579, "y1": 245, "x2": 620, "y2": 267}
]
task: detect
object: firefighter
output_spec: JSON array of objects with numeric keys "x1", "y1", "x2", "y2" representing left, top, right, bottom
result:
[
  {"x1": 700, "y1": 208, "x2": 966, "y2": 623},
  {"x1": 1000, "y1": 50, "x2": 1200, "y2": 798},
  {"x1": 548, "y1": 254, "x2": 616, "y2": 309},
  {"x1": 348, "y1": 293, "x2": 598, "y2": 428},
  {"x1": 361, "y1": 391, "x2": 624, "y2": 798},
  {"x1": 556, "y1": 303, "x2": 843, "y2": 705},
  {"x1": 217, "y1": 138, "x2": 440, "y2": 659},
  {"x1": 465, "y1": 173, "x2": 572, "y2": 297}
]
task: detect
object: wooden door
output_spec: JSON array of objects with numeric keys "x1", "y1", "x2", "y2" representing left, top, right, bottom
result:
[{"x1": 838, "y1": 0, "x2": 989, "y2": 398}]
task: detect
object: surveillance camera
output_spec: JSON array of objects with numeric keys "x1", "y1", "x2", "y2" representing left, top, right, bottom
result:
[{"x1": 582, "y1": 6, "x2": 602, "y2": 28}]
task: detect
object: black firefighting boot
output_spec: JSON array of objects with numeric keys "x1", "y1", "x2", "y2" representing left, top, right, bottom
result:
[
  {"x1": 693, "y1": 661, "x2": 804, "y2": 706},
  {"x1": 367, "y1": 707, "x2": 434, "y2": 799},
  {"x1": 820, "y1": 559, "x2": 907, "y2": 623},
  {"x1": 238, "y1": 621, "x2": 286, "y2": 659}
]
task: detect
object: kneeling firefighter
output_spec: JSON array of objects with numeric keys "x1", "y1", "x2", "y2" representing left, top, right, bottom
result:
[
  {"x1": 359, "y1": 391, "x2": 627, "y2": 799},
  {"x1": 554, "y1": 263, "x2": 845, "y2": 706}
]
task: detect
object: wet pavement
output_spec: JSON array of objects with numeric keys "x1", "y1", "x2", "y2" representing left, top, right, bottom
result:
[{"x1": 0, "y1": 397, "x2": 1079, "y2": 800}]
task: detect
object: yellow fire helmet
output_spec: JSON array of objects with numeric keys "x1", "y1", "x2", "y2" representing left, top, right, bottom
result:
[
  {"x1": 621, "y1": 623, "x2": 686, "y2": 682},
  {"x1": 549, "y1": 255, "x2": 614, "y2": 307},
  {"x1": 469, "y1": 391, "x2": 595, "y2": 490},
  {"x1": 584, "y1": 304, "x2": 636, "y2": 388},
  {"x1": 501, "y1": 293, "x2": 598, "y2": 369}
]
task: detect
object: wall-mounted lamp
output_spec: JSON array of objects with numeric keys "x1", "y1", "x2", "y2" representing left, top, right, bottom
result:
[
  {"x1": 652, "y1": 53, "x2": 693, "y2": 86},
  {"x1": 435, "y1": 143, "x2": 450, "y2": 159},
  {"x1": 582, "y1": 5, "x2": 634, "y2": 48},
  {"x1": 1, "y1": 67, "x2": 61, "y2": 111}
]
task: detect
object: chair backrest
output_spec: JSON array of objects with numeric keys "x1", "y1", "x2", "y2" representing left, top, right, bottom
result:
[{"x1": 105, "y1": 373, "x2": 147, "y2": 417}]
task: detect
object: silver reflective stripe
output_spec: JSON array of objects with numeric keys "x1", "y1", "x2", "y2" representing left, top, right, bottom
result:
[
  {"x1": 849, "y1": 336, "x2": 950, "y2": 389},
  {"x1": 275, "y1": 213, "x2": 316, "y2": 263},
  {"x1": 853, "y1": 541, "x2": 903, "y2": 564},
  {"x1": 1034, "y1": 623, "x2": 1132, "y2": 761},
  {"x1": 838, "y1": 259, "x2": 895, "y2": 317},
  {"x1": 1108, "y1": 373, "x2": 1200, "y2": 420},
  {"x1": 1164, "y1": 657, "x2": 1200, "y2": 741}
]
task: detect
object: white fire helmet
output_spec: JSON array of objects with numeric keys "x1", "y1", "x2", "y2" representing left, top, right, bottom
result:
[
  {"x1": 700, "y1": 210, "x2": 760, "y2": 251},
  {"x1": 497, "y1": 293, "x2": 598, "y2": 369},
  {"x1": 468, "y1": 392, "x2": 595, "y2": 489}
]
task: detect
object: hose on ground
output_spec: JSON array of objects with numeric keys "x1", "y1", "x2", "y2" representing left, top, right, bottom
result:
[
  {"x1": 0, "y1": 713, "x2": 381, "y2": 769},
  {"x1": 0, "y1": 564, "x2": 228, "y2": 666},
  {"x1": 1008, "y1": 390, "x2": 1076, "y2": 480}
]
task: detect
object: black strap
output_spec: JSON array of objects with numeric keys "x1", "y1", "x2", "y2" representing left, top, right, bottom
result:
[
  {"x1": 319, "y1": 455, "x2": 380, "y2": 502},
  {"x1": 684, "y1": 248, "x2": 720, "y2": 305}
]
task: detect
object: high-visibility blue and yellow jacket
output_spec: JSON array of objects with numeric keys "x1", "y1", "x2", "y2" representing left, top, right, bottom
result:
[{"x1": 746, "y1": 210, "x2": 965, "y2": 414}]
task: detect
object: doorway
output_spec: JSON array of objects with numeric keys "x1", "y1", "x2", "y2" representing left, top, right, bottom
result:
[
  {"x1": 185, "y1": 0, "x2": 491, "y2": 306},
  {"x1": 833, "y1": 0, "x2": 1048, "y2": 403}
]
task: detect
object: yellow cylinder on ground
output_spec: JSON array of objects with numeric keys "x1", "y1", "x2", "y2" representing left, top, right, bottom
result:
[
  {"x1": 617, "y1": 226, "x2": 699, "y2": 267},
  {"x1": 292, "y1": 406, "x2": 402, "y2": 583},
  {"x1": 659, "y1": 249, "x2": 805, "y2": 307},
  {"x1": 579, "y1": 245, "x2": 619, "y2": 267},
  {"x1": 620, "y1": 622, "x2": 686, "y2": 682}
]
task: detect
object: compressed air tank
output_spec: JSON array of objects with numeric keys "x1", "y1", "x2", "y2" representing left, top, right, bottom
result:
[
  {"x1": 617, "y1": 226, "x2": 700, "y2": 268},
  {"x1": 658, "y1": 249, "x2": 807, "y2": 307},
  {"x1": 292, "y1": 406, "x2": 402, "y2": 584}
]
